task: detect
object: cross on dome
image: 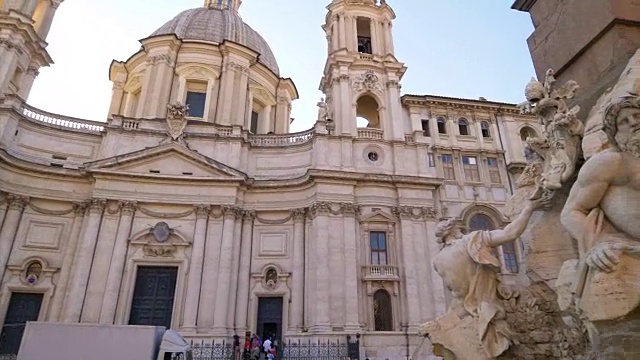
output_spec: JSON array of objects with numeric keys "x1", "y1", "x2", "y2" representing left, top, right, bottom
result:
[{"x1": 204, "y1": 0, "x2": 242, "y2": 11}]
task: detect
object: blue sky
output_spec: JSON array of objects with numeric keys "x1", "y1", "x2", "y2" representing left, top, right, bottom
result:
[{"x1": 28, "y1": 0, "x2": 534, "y2": 132}]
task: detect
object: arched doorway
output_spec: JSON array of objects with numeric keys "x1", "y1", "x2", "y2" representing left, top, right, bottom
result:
[
  {"x1": 356, "y1": 94, "x2": 380, "y2": 129},
  {"x1": 373, "y1": 290, "x2": 393, "y2": 331}
]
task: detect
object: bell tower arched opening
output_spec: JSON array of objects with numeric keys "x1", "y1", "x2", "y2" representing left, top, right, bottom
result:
[
  {"x1": 356, "y1": 94, "x2": 380, "y2": 129},
  {"x1": 356, "y1": 17, "x2": 373, "y2": 54}
]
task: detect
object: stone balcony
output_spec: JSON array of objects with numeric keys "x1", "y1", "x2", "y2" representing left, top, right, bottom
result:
[{"x1": 361, "y1": 264, "x2": 400, "y2": 281}]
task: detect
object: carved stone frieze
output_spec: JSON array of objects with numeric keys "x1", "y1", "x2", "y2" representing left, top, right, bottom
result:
[
  {"x1": 352, "y1": 70, "x2": 383, "y2": 94},
  {"x1": 225, "y1": 61, "x2": 250, "y2": 75},
  {"x1": 308, "y1": 201, "x2": 362, "y2": 219},
  {"x1": 147, "y1": 54, "x2": 175, "y2": 67},
  {"x1": 0, "y1": 38, "x2": 24, "y2": 55},
  {"x1": 392, "y1": 206, "x2": 437, "y2": 221},
  {"x1": 143, "y1": 245, "x2": 177, "y2": 258}
]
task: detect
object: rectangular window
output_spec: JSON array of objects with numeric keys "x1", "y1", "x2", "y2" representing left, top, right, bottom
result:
[
  {"x1": 356, "y1": 18, "x2": 373, "y2": 54},
  {"x1": 421, "y1": 119, "x2": 430, "y2": 137},
  {"x1": 502, "y1": 243, "x2": 519, "y2": 273},
  {"x1": 370, "y1": 231, "x2": 388, "y2": 265},
  {"x1": 462, "y1": 156, "x2": 480, "y2": 182},
  {"x1": 442, "y1": 154, "x2": 455, "y2": 180},
  {"x1": 437, "y1": 118, "x2": 447, "y2": 134},
  {"x1": 487, "y1": 157, "x2": 501, "y2": 183},
  {"x1": 428, "y1": 153, "x2": 435, "y2": 167},
  {"x1": 250, "y1": 111, "x2": 259, "y2": 134},
  {"x1": 185, "y1": 81, "x2": 207, "y2": 118}
]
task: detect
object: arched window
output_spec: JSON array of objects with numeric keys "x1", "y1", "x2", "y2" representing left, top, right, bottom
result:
[
  {"x1": 520, "y1": 126, "x2": 537, "y2": 141},
  {"x1": 481, "y1": 121, "x2": 491, "y2": 138},
  {"x1": 373, "y1": 290, "x2": 393, "y2": 331},
  {"x1": 468, "y1": 213, "x2": 495, "y2": 231},
  {"x1": 458, "y1": 118, "x2": 469, "y2": 136},
  {"x1": 356, "y1": 95, "x2": 380, "y2": 129},
  {"x1": 437, "y1": 117, "x2": 447, "y2": 134}
]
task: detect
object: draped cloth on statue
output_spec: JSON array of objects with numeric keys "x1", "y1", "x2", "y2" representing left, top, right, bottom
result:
[
  {"x1": 573, "y1": 208, "x2": 640, "y2": 321},
  {"x1": 434, "y1": 231, "x2": 514, "y2": 358}
]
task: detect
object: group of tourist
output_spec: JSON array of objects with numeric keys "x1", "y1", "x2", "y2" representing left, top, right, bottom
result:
[{"x1": 242, "y1": 333, "x2": 279, "y2": 360}]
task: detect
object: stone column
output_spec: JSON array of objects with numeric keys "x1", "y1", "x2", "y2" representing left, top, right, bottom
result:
[
  {"x1": 394, "y1": 208, "x2": 421, "y2": 330},
  {"x1": 98, "y1": 201, "x2": 137, "y2": 324},
  {"x1": 370, "y1": 20, "x2": 378, "y2": 55},
  {"x1": 343, "y1": 205, "x2": 360, "y2": 331},
  {"x1": 49, "y1": 202, "x2": 87, "y2": 322},
  {"x1": 388, "y1": 22, "x2": 395, "y2": 54},
  {"x1": 344, "y1": 16, "x2": 353, "y2": 52},
  {"x1": 382, "y1": 21, "x2": 391, "y2": 55},
  {"x1": 0, "y1": 195, "x2": 28, "y2": 283},
  {"x1": 351, "y1": 16, "x2": 358, "y2": 52},
  {"x1": 338, "y1": 14, "x2": 346, "y2": 50},
  {"x1": 62, "y1": 199, "x2": 106, "y2": 323},
  {"x1": 215, "y1": 59, "x2": 235, "y2": 125},
  {"x1": 289, "y1": 208, "x2": 306, "y2": 331},
  {"x1": 35, "y1": 1, "x2": 60, "y2": 39},
  {"x1": 181, "y1": 205, "x2": 209, "y2": 331},
  {"x1": 309, "y1": 203, "x2": 331, "y2": 332},
  {"x1": 0, "y1": 43, "x2": 20, "y2": 96},
  {"x1": 107, "y1": 76, "x2": 126, "y2": 120},
  {"x1": 17, "y1": 65, "x2": 38, "y2": 100},
  {"x1": 211, "y1": 206, "x2": 238, "y2": 335},
  {"x1": 233, "y1": 66, "x2": 250, "y2": 127},
  {"x1": 331, "y1": 16, "x2": 339, "y2": 52},
  {"x1": 234, "y1": 211, "x2": 255, "y2": 333}
]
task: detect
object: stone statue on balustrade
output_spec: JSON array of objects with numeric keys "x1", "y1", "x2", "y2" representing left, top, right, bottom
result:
[
  {"x1": 420, "y1": 195, "x2": 548, "y2": 359},
  {"x1": 162, "y1": 102, "x2": 190, "y2": 146},
  {"x1": 317, "y1": 97, "x2": 328, "y2": 122}
]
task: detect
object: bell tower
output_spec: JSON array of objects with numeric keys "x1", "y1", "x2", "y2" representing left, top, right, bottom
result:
[
  {"x1": 319, "y1": 0, "x2": 406, "y2": 140},
  {"x1": 0, "y1": 0, "x2": 62, "y2": 100}
]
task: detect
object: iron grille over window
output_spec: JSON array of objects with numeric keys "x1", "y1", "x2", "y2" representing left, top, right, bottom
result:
[
  {"x1": 462, "y1": 156, "x2": 480, "y2": 182},
  {"x1": 469, "y1": 213, "x2": 494, "y2": 231},
  {"x1": 370, "y1": 231, "x2": 387, "y2": 265},
  {"x1": 442, "y1": 154, "x2": 455, "y2": 180},
  {"x1": 502, "y1": 242, "x2": 519, "y2": 273},
  {"x1": 373, "y1": 290, "x2": 393, "y2": 331},
  {"x1": 358, "y1": 37, "x2": 372, "y2": 54}
]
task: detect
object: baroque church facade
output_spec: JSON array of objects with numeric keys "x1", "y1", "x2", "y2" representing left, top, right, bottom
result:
[{"x1": 0, "y1": 0, "x2": 539, "y2": 358}]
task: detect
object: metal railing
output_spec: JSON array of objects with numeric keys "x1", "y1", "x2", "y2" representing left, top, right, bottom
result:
[
  {"x1": 281, "y1": 338, "x2": 350, "y2": 359},
  {"x1": 191, "y1": 339, "x2": 235, "y2": 360},
  {"x1": 20, "y1": 103, "x2": 105, "y2": 133}
]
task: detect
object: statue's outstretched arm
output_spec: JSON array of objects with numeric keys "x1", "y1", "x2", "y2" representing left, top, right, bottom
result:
[{"x1": 487, "y1": 200, "x2": 540, "y2": 248}]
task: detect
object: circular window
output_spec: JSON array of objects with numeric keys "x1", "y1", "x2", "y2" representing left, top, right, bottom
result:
[{"x1": 368, "y1": 152, "x2": 379, "y2": 162}]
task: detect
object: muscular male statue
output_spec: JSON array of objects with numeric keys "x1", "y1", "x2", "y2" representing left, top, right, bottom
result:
[
  {"x1": 433, "y1": 196, "x2": 547, "y2": 358},
  {"x1": 561, "y1": 95, "x2": 640, "y2": 273}
]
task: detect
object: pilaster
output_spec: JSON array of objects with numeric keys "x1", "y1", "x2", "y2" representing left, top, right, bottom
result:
[
  {"x1": 342, "y1": 204, "x2": 361, "y2": 331},
  {"x1": 99, "y1": 201, "x2": 137, "y2": 324},
  {"x1": 62, "y1": 198, "x2": 106, "y2": 323},
  {"x1": 211, "y1": 206, "x2": 240, "y2": 335},
  {"x1": 234, "y1": 210, "x2": 255, "y2": 333},
  {"x1": 226, "y1": 212, "x2": 244, "y2": 329},
  {"x1": 182, "y1": 205, "x2": 210, "y2": 331},
  {"x1": 392, "y1": 207, "x2": 421, "y2": 331},
  {"x1": 289, "y1": 208, "x2": 306, "y2": 332},
  {"x1": 198, "y1": 207, "x2": 224, "y2": 330},
  {"x1": 0, "y1": 194, "x2": 28, "y2": 285},
  {"x1": 308, "y1": 203, "x2": 331, "y2": 333}
]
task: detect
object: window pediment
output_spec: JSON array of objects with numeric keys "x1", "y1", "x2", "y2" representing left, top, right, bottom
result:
[{"x1": 359, "y1": 210, "x2": 395, "y2": 224}]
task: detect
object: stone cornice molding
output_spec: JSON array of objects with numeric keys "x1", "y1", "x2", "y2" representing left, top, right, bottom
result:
[
  {"x1": 392, "y1": 205, "x2": 437, "y2": 221},
  {"x1": 6, "y1": 194, "x2": 29, "y2": 211},
  {"x1": 402, "y1": 96, "x2": 527, "y2": 116}
]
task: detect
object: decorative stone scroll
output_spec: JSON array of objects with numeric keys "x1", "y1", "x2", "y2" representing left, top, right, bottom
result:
[
  {"x1": 392, "y1": 206, "x2": 437, "y2": 221},
  {"x1": 307, "y1": 202, "x2": 362, "y2": 219},
  {"x1": 517, "y1": 69, "x2": 584, "y2": 201},
  {"x1": 351, "y1": 70, "x2": 384, "y2": 95}
]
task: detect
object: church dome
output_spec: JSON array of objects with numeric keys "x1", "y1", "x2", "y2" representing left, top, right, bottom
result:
[{"x1": 150, "y1": 6, "x2": 280, "y2": 75}]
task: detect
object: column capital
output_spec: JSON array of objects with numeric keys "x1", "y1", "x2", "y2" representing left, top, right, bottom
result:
[
  {"x1": 6, "y1": 194, "x2": 29, "y2": 211},
  {"x1": 340, "y1": 203, "x2": 361, "y2": 217},
  {"x1": 290, "y1": 208, "x2": 307, "y2": 222},
  {"x1": 194, "y1": 205, "x2": 211, "y2": 219},
  {"x1": 119, "y1": 201, "x2": 138, "y2": 215},
  {"x1": 72, "y1": 202, "x2": 88, "y2": 216},
  {"x1": 242, "y1": 210, "x2": 256, "y2": 221},
  {"x1": 221, "y1": 205, "x2": 242, "y2": 219},
  {"x1": 87, "y1": 198, "x2": 107, "y2": 214}
]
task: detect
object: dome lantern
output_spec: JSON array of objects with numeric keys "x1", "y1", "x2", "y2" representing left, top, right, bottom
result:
[{"x1": 204, "y1": 0, "x2": 242, "y2": 11}]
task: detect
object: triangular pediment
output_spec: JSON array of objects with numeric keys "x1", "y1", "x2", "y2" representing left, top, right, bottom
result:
[
  {"x1": 83, "y1": 142, "x2": 246, "y2": 180},
  {"x1": 359, "y1": 210, "x2": 396, "y2": 223}
]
